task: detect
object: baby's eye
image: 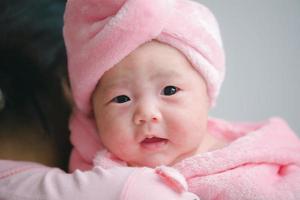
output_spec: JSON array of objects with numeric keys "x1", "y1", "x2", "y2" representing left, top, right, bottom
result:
[
  {"x1": 111, "y1": 95, "x2": 131, "y2": 103},
  {"x1": 161, "y1": 86, "x2": 179, "y2": 96}
]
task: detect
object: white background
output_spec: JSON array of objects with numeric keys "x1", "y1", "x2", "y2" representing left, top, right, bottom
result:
[{"x1": 196, "y1": 0, "x2": 300, "y2": 135}]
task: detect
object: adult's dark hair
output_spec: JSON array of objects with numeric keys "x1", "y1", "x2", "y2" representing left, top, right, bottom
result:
[{"x1": 0, "y1": 0, "x2": 71, "y2": 169}]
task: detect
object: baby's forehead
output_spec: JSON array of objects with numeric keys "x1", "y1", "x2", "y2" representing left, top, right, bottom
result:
[
  {"x1": 96, "y1": 41, "x2": 204, "y2": 90},
  {"x1": 100, "y1": 67, "x2": 184, "y2": 89},
  {"x1": 104, "y1": 42, "x2": 193, "y2": 73}
]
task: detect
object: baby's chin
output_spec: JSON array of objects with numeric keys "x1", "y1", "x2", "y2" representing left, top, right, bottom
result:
[
  {"x1": 124, "y1": 147, "x2": 201, "y2": 167},
  {"x1": 127, "y1": 157, "x2": 175, "y2": 168},
  {"x1": 127, "y1": 155, "x2": 189, "y2": 168}
]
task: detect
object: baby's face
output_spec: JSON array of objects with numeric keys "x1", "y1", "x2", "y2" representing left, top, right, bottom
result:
[{"x1": 93, "y1": 41, "x2": 209, "y2": 167}]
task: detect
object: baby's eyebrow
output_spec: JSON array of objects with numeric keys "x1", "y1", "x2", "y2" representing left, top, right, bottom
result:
[
  {"x1": 101, "y1": 79, "x2": 130, "y2": 92},
  {"x1": 150, "y1": 70, "x2": 182, "y2": 81}
]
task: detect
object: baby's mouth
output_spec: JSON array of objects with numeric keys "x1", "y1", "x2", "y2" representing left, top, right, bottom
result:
[{"x1": 140, "y1": 137, "x2": 168, "y2": 151}]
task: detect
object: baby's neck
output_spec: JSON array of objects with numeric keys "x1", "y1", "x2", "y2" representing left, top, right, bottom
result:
[
  {"x1": 196, "y1": 132, "x2": 228, "y2": 154},
  {"x1": 169, "y1": 132, "x2": 228, "y2": 166}
]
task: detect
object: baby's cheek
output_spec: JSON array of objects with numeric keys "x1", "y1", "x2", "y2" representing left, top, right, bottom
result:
[
  {"x1": 109, "y1": 139, "x2": 139, "y2": 163},
  {"x1": 98, "y1": 111, "x2": 125, "y2": 132},
  {"x1": 98, "y1": 120, "x2": 124, "y2": 146},
  {"x1": 101, "y1": 124, "x2": 133, "y2": 146},
  {"x1": 168, "y1": 118, "x2": 191, "y2": 138},
  {"x1": 168, "y1": 114, "x2": 205, "y2": 142}
]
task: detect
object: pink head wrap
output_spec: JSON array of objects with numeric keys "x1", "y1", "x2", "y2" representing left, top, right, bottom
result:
[{"x1": 63, "y1": 0, "x2": 225, "y2": 171}]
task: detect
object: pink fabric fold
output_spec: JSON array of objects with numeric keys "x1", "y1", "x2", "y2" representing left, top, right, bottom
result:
[
  {"x1": 174, "y1": 118, "x2": 300, "y2": 199},
  {"x1": 69, "y1": 110, "x2": 102, "y2": 171},
  {"x1": 175, "y1": 117, "x2": 300, "y2": 177}
]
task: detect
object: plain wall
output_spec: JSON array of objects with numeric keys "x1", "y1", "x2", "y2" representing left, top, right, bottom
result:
[{"x1": 196, "y1": 0, "x2": 300, "y2": 135}]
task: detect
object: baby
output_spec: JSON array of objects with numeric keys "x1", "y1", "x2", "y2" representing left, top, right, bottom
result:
[
  {"x1": 1, "y1": 0, "x2": 300, "y2": 199},
  {"x1": 64, "y1": 0, "x2": 300, "y2": 199}
]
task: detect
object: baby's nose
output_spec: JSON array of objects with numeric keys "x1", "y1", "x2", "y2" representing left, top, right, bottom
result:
[
  {"x1": 135, "y1": 115, "x2": 159, "y2": 125},
  {"x1": 133, "y1": 103, "x2": 161, "y2": 125}
]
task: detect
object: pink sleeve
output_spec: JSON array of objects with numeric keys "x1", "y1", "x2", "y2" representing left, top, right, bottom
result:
[{"x1": 0, "y1": 160, "x2": 199, "y2": 200}]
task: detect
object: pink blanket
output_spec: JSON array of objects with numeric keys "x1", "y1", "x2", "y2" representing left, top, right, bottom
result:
[
  {"x1": 175, "y1": 117, "x2": 300, "y2": 199},
  {"x1": 90, "y1": 117, "x2": 300, "y2": 199}
]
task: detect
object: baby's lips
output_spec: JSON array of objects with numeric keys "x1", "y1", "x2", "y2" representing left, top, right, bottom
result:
[
  {"x1": 155, "y1": 166, "x2": 200, "y2": 199},
  {"x1": 142, "y1": 137, "x2": 167, "y2": 144}
]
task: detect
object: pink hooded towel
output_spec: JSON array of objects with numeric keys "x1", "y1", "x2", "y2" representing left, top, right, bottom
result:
[
  {"x1": 63, "y1": 0, "x2": 300, "y2": 199},
  {"x1": 90, "y1": 116, "x2": 300, "y2": 199}
]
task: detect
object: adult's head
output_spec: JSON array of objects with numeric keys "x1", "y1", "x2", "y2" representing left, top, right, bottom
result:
[{"x1": 0, "y1": 0, "x2": 71, "y2": 169}]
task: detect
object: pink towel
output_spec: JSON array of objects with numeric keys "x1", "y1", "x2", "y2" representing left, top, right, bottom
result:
[
  {"x1": 92, "y1": 117, "x2": 300, "y2": 199},
  {"x1": 175, "y1": 117, "x2": 300, "y2": 199}
]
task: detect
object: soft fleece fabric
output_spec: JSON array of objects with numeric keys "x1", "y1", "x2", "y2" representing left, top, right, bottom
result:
[{"x1": 177, "y1": 117, "x2": 300, "y2": 199}]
